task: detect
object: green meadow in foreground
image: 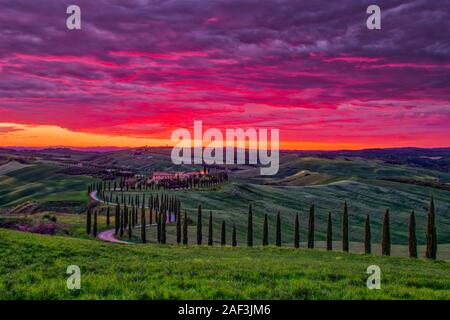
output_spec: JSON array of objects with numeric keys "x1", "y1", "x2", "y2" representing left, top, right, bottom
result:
[{"x1": 0, "y1": 229, "x2": 449, "y2": 300}]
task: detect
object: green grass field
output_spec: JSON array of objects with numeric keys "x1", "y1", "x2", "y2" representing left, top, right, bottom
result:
[
  {"x1": 0, "y1": 229, "x2": 449, "y2": 300},
  {"x1": 0, "y1": 163, "x2": 93, "y2": 207}
]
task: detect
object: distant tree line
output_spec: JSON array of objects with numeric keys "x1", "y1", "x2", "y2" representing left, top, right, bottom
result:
[{"x1": 87, "y1": 169, "x2": 228, "y2": 195}]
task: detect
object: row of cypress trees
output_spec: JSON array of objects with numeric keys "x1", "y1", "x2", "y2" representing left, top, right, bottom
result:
[
  {"x1": 88, "y1": 170, "x2": 229, "y2": 194},
  {"x1": 174, "y1": 196, "x2": 438, "y2": 260},
  {"x1": 85, "y1": 207, "x2": 98, "y2": 237},
  {"x1": 191, "y1": 204, "x2": 237, "y2": 246},
  {"x1": 86, "y1": 191, "x2": 181, "y2": 243},
  {"x1": 87, "y1": 194, "x2": 439, "y2": 259},
  {"x1": 113, "y1": 192, "x2": 181, "y2": 242}
]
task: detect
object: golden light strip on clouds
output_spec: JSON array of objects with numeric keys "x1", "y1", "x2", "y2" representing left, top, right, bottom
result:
[
  {"x1": 0, "y1": 123, "x2": 169, "y2": 147},
  {"x1": 0, "y1": 122, "x2": 371, "y2": 150}
]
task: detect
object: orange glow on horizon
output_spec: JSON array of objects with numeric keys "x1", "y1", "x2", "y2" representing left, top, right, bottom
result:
[{"x1": 0, "y1": 123, "x2": 446, "y2": 151}]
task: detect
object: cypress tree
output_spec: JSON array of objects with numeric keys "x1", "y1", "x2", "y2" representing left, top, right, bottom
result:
[
  {"x1": 221, "y1": 221, "x2": 226, "y2": 246},
  {"x1": 124, "y1": 204, "x2": 128, "y2": 228},
  {"x1": 409, "y1": 211, "x2": 417, "y2": 258},
  {"x1": 307, "y1": 204, "x2": 314, "y2": 249},
  {"x1": 93, "y1": 210, "x2": 97, "y2": 237},
  {"x1": 119, "y1": 205, "x2": 124, "y2": 237},
  {"x1": 114, "y1": 204, "x2": 120, "y2": 235},
  {"x1": 364, "y1": 214, "x2": 371, "y2": 254},
  {"x1": 176, "y1": 208, "x2": 181, "y2": 244},
  {"x1": 262, "y1": 213, "x2": 269, "y2": 246},
  {"x1": 326, "y1": 212, "x2": 332, "y2": 251},
  {"x1": 157, "y1": 211, "x2": 161, "y2": 243},
  {"x1": 106, "y1": 207, "x2": 110, "y2": 226},
  {"x1": 128, "y1": 210, "x2": 132, "y2": 240},
  {"x1": 342, "y1": 201, "x2": 349, "y2": 252},
  {"x1": 425, "y1": 195, "x2": 437, "y2": 259},
  {"x1": 208, "y1": 211, "x2": 213, "y2": 246},
  {"x1": 161, "y1": 213, "x2": 166, "y2": 244},
  {"x1": 232, "y1": 224, "x2": 237, "y2": 247},
  {"x1": 294, "y1": 213, "x2": 300, "y2": 248},
  {"x1": 381, "y1": 209, "x2": 391, "y2": 256},
  {"x1": 275, "y1": 211, "x2": 281, "y2": 247},
  {"x1": 432, "y1": 226, "x2": 437, "y2": 259},
  {"x1": 247, "y1": 204, "x2": 253, "y2": 247},
  {"x1": 197, "y1": 204, "x2": 202, "y2": 245},
  {"x1": 141, "y1": 204, "x2": 146, "y2": 244},
  {"x1": 86, "y1": 208, "x2": 92, "y2": 235},
  {"x1": 183, "y1": 210, "x2": 188, "y2": 245}
]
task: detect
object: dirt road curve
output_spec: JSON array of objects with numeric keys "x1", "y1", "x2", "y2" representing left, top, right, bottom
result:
[
  {"x1": 97, "y1": 229, "x2": 131, "y2": 244},
  {"x1": 90, "y1": 190, "x2": 176, "y2": 244}
]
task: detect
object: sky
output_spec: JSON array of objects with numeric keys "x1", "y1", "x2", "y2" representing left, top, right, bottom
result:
[{"x1": 0, "y1": 0, "x2": 449, "y2": 150}]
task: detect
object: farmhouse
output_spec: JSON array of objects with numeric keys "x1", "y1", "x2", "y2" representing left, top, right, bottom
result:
[{"x1": 151, "y1": 170, "x2": 205, "y2": 182}]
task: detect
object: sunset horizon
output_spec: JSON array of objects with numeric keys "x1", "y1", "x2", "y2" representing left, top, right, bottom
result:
[{"x1": 1, "y1": 121, "x2": 449, "y2": 151}]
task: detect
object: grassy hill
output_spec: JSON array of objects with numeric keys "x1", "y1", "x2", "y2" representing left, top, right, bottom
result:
[
  {"x1": 234, "y1": 154, "x2": 450, "y2": 185},
  {"x1": 0, "y1": 164, "x2": 93, "y2": 208},
  {"x1": 0, "y1": 229, "x2": 448, "y2": 299}
]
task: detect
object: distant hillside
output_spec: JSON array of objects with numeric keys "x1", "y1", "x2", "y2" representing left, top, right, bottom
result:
[
  {"x1": 2, "y1": 146, "x2": 449, "y2": 174},
  {"x1": 286, "y1": 147, "x2": 450, "y2": 173}
]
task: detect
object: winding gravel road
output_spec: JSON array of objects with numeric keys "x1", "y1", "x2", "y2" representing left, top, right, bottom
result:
[{"x1": 90, "y1": 190, "x2": 176, "y2": 244}]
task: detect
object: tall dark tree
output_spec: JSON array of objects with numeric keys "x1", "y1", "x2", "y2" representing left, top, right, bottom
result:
[
  {"x1": 93, "y1": 210, "x2": 98, "y2": 237},
  {"x1": 326, "y1": 212, "x2": 333, "y2": 251},
  {"x1": 208, "y1": 211, "x2": 213, "y2": 246},
  {"x1": 124, "y1": 204, "x2": 128, "y2": 229},
  {"x1": 106, "y1": 207, "x2": 110, "y2": 226},
  {"x1": 247, "y1": 204, "x2": 253, "y2": 247},
  {"x1": 262, "y1": 213, "x2": 269, "y2": 246},
  {"x1": 221, "y1": 221, "x2": 226, "y2": 246},
  {"x1": 409, "y1": 211, "x2": 417, "y2": 258},
  {"x1": 176, "y1": 209, "x2": 181, "y2": 244},
  {"x1": 183, "y1": 210, "x2": 188, "y2": 245},
  {"x1": 114, "y1": 204, "x2": 120, "y2": 235},
  {"x1": 141, "y1": 204, "x2": 146, "y2": 244},
  {"x1": 381, "y1": 209, "x2": 391, "y2": 256},
  {"x1": 275, "y1": 211, "x2": 281, "y2": 247},
  {"x1": 161, "y1": 213, "x2": 167, "y2": 244},
  {"x1": 425, "y1": 195, "x2": 437, "y2": 259},
  {"x1": 149, "y1": 195, "x2": 153, "y2": 224},
  {"x1": 197, "y1": 204, "x2": 202, "y2": 245},
  {"x1": 232, "y1": 224, "x2": 237, "y2": 247},
  {"x1": 119, "y1": 205, "x2": 124, "y2": 237},
  {"x1": 128, "y1": 210, "x2": 132, "y2": 240},
  {"x1": 342, "y1": 201, "x2": 349, "y2": 252},
  {"x1": 307, "y1": 204, "x2": 314, "y2": 249},
  {"x1": 364, "y1": 214, "x2": 371, "y2": 254},
  {"x1": 86, "y1": 208, "x2": 92, "y2": 235},
  {"x1": 157, "y1": 211, "x2": 161, "y2": 243},
  {"x1": 294, "y1": 213, "x2": 300, "y2": 248}
]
